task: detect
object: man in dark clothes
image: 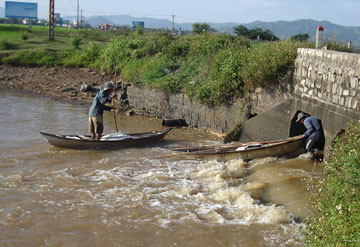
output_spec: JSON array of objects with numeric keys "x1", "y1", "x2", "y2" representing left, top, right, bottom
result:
[
  {"x1": 296, "y1": 112, "x2": 325, "y2": 153},
  {"x1": 88, "y1": 82, "x2": 115, "y2": 140}
]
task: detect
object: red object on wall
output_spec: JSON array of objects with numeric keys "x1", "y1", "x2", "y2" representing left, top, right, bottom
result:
[{"x1": 317, "y1": 25, "x2": 324, "y2": 31}]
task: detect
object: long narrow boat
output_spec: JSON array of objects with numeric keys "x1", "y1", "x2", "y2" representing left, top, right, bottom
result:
[
  {"x1": 170, "y1": 135, "x2": 306, "y2": 162},
  {"x1": 40, "y1": 128, "x2": 172, "y2": 150}
]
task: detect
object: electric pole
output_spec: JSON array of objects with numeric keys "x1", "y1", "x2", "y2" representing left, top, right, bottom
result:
[
  {"x1": 172, "y1": 15, "x2": 175, "y2": 33},
  {"x1": 49, "y1": 0, "x2": 55, "y2": 40},
  {"x1": 77, "y1": 0, "x2": 79, "y2": 29},
  {"x1": 80, "y1": 10, "x2": 83, "y2": 29}
]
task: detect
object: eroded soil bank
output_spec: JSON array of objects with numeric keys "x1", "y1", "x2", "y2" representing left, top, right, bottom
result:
[{"x1": 0, "y1": 65, "x2": 113, "y2": 105}]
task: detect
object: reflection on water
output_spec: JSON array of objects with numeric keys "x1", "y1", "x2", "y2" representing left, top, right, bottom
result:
[{"x1": 0, "y1": 90, "x2": 323, "y2": 247}]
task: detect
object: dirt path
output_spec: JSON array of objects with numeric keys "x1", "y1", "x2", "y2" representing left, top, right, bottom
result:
[{"x1": 0, "y1": 65, "x2": 113, "y2": 105}]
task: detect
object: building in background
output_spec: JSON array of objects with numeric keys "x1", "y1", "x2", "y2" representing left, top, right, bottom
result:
[{"x1": 132, "y1": 21, "x2": 144, "y2": 28}]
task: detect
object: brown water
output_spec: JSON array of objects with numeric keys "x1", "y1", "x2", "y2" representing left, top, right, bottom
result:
[{"x1": 0, "y1": 90, "x2": 323, "y2": 247}]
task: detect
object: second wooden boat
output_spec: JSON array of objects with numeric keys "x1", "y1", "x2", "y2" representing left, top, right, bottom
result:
[{"x1": 170, "y1": 135, "x2": 306, "y2": 162}]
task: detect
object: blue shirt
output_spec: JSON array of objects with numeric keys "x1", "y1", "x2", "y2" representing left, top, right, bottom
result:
[
  {"x1": 303, "y1": 116, "x2": 323, "y2": 136},
  {"x1": 88, "y1": 90, "x2": 112, "y2": 117}
]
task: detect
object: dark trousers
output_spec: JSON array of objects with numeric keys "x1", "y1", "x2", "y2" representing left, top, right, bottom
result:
[{"x1": 305, "y1": 131, "x2": 325, "y2": 152}]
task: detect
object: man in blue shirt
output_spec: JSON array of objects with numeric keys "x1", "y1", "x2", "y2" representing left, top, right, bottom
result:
[
  {"x1": 88, "y1": 82, "x2": 115, "y2": 140},
  {"x1": 296, "y1": 112, "x2": 325, "y2": 153}
]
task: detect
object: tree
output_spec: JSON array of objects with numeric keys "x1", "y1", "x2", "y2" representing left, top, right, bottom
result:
[
  {"x1": 290, "y1": 33, "x2": 310, "y2": 42},
  {"x1": 192, "y1": 23, "x2": 211, "y2": 34},
  {"x1": 233, "y1": 25, "x2": 250, "y2": 37},
  {"x1": 233, "y1": 25, "x2": 278, "y2": 41},
  {"x1": 248, "y1": 28, "x2": 279, "y2": 41}
]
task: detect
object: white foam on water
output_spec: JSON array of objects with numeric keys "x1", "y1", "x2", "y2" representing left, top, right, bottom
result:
[{"x1": 248, "y1": 156, "x2": 280, "y2": 168}]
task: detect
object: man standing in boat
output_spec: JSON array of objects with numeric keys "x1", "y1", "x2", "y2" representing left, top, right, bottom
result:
[
  {"x1": 88, "y1": 82, "x2": 116, "y2": 140},
  {"x1": 296, "y1": 112, "x2": 325, "y2": 153}
]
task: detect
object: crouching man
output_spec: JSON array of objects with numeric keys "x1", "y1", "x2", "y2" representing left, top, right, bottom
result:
[{"x1": 296, "y1": 112, "x2": 325, "y2": 153}]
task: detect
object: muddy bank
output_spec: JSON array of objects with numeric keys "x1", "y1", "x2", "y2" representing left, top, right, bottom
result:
[{"x1": 0, "y1": 65, "x2": 113, "y2": 106}]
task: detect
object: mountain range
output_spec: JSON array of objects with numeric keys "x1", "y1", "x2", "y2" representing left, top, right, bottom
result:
[
  {"x1": 80, "y1": 15, "x2": 360, "y2": 46},
  {"x1": 1, "y1": 6, "x2": 359, "y2": 46}
]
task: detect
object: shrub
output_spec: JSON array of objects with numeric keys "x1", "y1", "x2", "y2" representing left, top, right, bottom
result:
[
  {"x1": 121, "y1": 58, "x2": 144, "y2": 82},
  {"x1": 21, "y1": 33, "x2": 29, "y2": 41},
  {"x1": 323, "y1": 41, "x2": 352, "y2": 53},
  {"x1": 305, "y1": 121, "x2": 360, "y2": 247},
  {"x1": 0, "y1": 39, "x2": 18, "y2": 50},
  {"x1": 70, "y1": 35, "x2": 82, "y2": 49},
  {"x1": 240, "y1": 40, "x2": 304, "y2": 88},
  {"x1": 2, "y1": 51, "x2": 57, "y2": 66}
]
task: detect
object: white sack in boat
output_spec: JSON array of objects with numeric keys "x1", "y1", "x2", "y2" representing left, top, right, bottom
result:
[{"x1": 100, "y1": 132, "x2": 134, "y2": 141}]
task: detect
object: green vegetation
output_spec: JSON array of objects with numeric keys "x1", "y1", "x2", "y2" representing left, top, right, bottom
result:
[
  {"x1": 305, "y1": 121, "x2": 360, "y2": 247},
  {"x1": 70, "y1": 35, "x2": 83, "y2": 49},
  {"x1": 223, "y1": 100, "x2": 246, "y2": 143},
  {"x1": 291, "y1": 33, "x2": 310, "y2": 42},
  {"x1": 88, "y1": 32, "x2": 307, "y2": 105},
  {"x1": 233, "y1": 25, "x2": 279, "y2": 41},
  {"x1": 192, "y1": 23, "x2": 212, "y2": 34},
  {"x1": 322, "y1": 40, "x2": 352, "y2": 53}
]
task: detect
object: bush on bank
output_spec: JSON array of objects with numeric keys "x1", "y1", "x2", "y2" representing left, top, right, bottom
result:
[
  {"x1": 305, "y1": 121, "x2": 360, "y2": 247},
  {"x1": 83, "y1": 32, "x2": 308, "y2": 105}
]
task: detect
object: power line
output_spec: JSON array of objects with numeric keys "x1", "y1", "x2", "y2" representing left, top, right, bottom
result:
[
  {"x1": 32, "y1": 4, "x2": 213, "y2": 23},
  {"x1": 68, "y1": 0, "x2": 76, "y2": 11}
]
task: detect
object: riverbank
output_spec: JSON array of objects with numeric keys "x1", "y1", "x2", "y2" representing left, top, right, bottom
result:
[{"x1": 0, "y1": 65, "x2": 112, "y2": 106}]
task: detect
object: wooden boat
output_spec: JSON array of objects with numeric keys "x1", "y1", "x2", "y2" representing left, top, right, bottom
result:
[
  {"x1": 40, "y1": 128, "x2": 172, "y2": 150},
  {"x1": 170, "y1": 135, "x2": 306, "y2": 162}
]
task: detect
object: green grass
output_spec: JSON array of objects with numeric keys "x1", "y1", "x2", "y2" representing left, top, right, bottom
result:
[{"x1": 304, "y1": 121, "x2": 360, "y2": 247}]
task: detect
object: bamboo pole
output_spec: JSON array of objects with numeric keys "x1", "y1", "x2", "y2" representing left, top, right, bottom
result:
[{"x1": 113, "y1": 72, "x2": 118, "y2": 133}]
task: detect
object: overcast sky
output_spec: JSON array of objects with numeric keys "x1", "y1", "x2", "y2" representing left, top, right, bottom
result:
[{"x1": 2, "y1": 0, "x2": 359, "y2": 26}]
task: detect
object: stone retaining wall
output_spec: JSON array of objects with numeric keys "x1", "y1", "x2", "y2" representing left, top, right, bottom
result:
[
  {"x1": 294, "y1": 48, "x2": 360, "y2": 111},
  {"x1": 292, "y1": 48, "x2": 360, "y2": 143},
  {"x1": 126, "y1": 86, "x2": 244, "y2": 133}
]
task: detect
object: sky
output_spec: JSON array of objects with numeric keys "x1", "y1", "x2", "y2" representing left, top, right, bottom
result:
[{"x1": 2, "y1": 0, "x2": 359, "y2": 26}]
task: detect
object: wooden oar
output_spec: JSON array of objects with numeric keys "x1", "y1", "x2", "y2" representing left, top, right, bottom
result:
[{"x1": 112, "y1": 72, "x2": 119, "y2": 133}]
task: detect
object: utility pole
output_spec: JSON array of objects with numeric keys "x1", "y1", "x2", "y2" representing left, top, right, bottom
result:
[
  {"x1": 49, "y1": 0, "x2": 55, "y2": 40},
  {"x1": 80, "y1": 10, "x2": 83, "y2": 29},
  {"x1": 76, "y1": 0, "x2": 79, "y2": 29},
  {"x1": 172, "y1": 15, "x2": 175, "y2": 33}
]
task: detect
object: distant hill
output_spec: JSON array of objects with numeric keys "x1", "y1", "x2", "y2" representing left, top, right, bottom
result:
[
  {"x1": 86, "y1": 16, "x2": 113, "y2": 27},
  {"x1": 65, "y1": 14, "x2": 360, "y2": 46},
  {"x1": 244, "y1": 19, "x2": 360, "y2": 45}
]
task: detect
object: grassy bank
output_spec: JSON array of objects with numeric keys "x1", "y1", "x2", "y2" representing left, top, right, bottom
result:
[
  {"x1": 305, "y1": 121, "x2": 360, "y2": 246},
  {"x1": 0, "y1": 24, "x2": 312, "y2": 105},
  {"x1": 0, "y1": 24, "x2": 128, "y2": 66}
]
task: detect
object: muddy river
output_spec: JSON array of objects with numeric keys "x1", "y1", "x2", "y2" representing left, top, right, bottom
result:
[{"x1": 0, "y1": 90, "x2": 323, "y2": 247}]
